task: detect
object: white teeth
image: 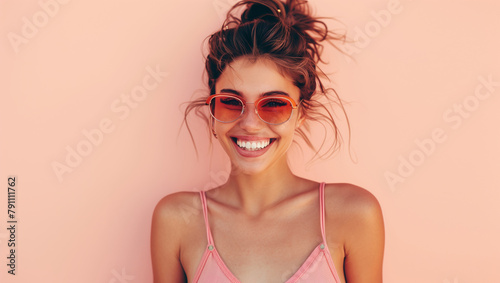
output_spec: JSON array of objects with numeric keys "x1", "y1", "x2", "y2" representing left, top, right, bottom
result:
[{"x1": 236, "y1": 138, "x2": 272, "y2": 151}]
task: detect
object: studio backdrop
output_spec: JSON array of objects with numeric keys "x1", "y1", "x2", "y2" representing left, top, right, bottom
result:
[{"x1": 1, "y1": 0, "x2": 499, "y2": 282}]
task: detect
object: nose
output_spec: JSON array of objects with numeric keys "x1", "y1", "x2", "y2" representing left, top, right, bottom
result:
[{"x1": 239, "y1": 103, "x2": 264, "y2": 130}]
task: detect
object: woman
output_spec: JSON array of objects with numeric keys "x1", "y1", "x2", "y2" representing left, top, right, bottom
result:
[{"x1": 151, "y1": 0, "x2": 384, "y2": 282}]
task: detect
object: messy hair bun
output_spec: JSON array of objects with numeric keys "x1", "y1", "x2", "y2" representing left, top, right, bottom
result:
[{"x1": 185, "y1": 0, "x2": 351, "y2": 162}]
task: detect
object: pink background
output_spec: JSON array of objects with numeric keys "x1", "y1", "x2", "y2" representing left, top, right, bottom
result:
[{"x1": 1, "y1": 0, "x2": 499, "y2": 282}]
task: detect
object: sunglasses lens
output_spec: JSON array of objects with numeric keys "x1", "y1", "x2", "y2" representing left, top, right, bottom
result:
[
  {"x1": 257, "y1": 97, "x2": 293, "y2": 124},
  {"x1": 210, "y1": 96, "x2": 243, "y2": 122}
]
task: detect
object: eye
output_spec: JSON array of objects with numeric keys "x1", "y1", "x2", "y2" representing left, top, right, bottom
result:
[
  {"x1": 220, "y1": 97, "x2": 242, "y2": 106},
  {"x1": 261, "y1": 98, "x2": 288, "y2": 108}
]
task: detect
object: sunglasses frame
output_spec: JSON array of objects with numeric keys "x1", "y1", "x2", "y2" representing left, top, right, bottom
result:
[{"x1": 206, "y1": 93, "x2": 300, "y2": 125}]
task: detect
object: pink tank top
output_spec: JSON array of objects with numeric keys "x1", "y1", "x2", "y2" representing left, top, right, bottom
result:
[{"x1": 193, "y1": 182, "x2": 342, "y2": 282}]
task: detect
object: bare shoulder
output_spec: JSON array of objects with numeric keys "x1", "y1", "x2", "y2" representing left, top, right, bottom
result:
[
  {"x1": 152, "y1": 191, "x2": 203, "y2": 229},
  {"x1": 323, "y1": 184, "x2": 385, "y2": 281},
  {"x1": 323, "y1": 182, "x2": 382, "y2": 217},
  {"x1": 151, "y1": 191, "x2": 202, "y2": 283},
  {"x1": 153, "y1": 191, "x2": 201, "y2": 213},
  {"x1": 323, "y1": 182, "x2": 384, "y2": 240}
]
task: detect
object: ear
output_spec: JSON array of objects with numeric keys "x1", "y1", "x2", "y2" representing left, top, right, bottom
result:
[{"x1": 296, "y1": 111, "x2": 305, "y2": 129}]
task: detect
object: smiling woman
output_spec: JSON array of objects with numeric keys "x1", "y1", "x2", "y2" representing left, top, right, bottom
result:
[{"x1": 151, "y1": 1, "x2": 384, "y2": 282}]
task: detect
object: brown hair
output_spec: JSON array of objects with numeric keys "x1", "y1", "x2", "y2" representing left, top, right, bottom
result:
[{"x1": 182, "y1": 0, "x2": 352, "y2": 162}]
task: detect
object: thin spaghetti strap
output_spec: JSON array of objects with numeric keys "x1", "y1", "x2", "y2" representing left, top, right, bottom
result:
[
  {"x1": 319, "y1": 182, "x2": 328, "y2": 242},
  {"x1": 199, "y1": 191, "x2": 214, "y2": 246}
]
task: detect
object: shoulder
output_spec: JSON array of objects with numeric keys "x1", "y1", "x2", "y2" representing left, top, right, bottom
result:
[
  {"x1": 150, "y1": 191, "x2": 204, "y2": 262},
  {"x1": 151, "y1": 191, "x2": 202, "y2": 282},
  {"x1": 323, "y1": 183, "x2": 385, "y2": 280},
  {"x1": 323, "y1": 183, "x2": 384, "y2": 239},
  {"x1": 323, "y1": 182, "x2": 382, "y2": 217},
  {"x1": 152, "y1": 191, "x2": 203, "y2": 229}
]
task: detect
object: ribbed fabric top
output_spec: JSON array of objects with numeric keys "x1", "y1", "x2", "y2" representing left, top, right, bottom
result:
[{"x1": 193, "y1": 182, "x2": 341, "y2": 282}]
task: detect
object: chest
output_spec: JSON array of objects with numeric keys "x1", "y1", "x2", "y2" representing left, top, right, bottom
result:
[{"x1": 181, "y1": 202, "x2": 346, "y2": 282}]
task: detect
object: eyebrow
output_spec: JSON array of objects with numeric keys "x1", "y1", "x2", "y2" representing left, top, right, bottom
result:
[{"x1": 219, "y1": 88, "x2": 290, "y2": 97}]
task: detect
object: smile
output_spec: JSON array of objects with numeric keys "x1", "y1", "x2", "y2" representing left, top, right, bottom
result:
[
  {"x1": 230, "y1": 137, "x2": 276, "y2": 153},
  {"x1": 236, "y1": 138, "x2": 272, "y2": 151}
]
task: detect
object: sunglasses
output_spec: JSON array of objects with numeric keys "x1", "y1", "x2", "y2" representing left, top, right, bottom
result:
[{"x1": 206, "y1": 93, "x2": 300, "y2": 125}]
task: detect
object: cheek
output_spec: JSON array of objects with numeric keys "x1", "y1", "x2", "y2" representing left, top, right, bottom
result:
[
  {"x1": 214, "y1": 122, "x2": 231, "y2": 135},
  {"x1": 276, "y1": 124, "x2": 298, "y2": 141}
]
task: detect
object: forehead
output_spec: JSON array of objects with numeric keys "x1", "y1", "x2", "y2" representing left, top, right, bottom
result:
[{"x1": 215, "y1": 56, "x2": 300, "y2": 100}]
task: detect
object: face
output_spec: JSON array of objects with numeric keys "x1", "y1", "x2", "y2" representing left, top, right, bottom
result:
[{"x1": 212, "y1": 56, "x2": 304, "y2": 175}]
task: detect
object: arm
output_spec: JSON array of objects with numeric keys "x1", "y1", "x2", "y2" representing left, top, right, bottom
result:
[
  {"x1": 151, "y1": 193, "x2": 188, "y2": 283},
  {"x1": 343, "y1": 186, "x2": 385, "y2": 282}
]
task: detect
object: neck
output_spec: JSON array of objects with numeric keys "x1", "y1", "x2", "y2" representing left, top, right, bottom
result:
[{"x1": 225, "y1": 156, "x2": 305, "y2": 217}]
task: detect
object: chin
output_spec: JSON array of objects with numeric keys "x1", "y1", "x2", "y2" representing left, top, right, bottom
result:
[{"x1": 229, "y1": 161, "x2": 269, "y2": 176}]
